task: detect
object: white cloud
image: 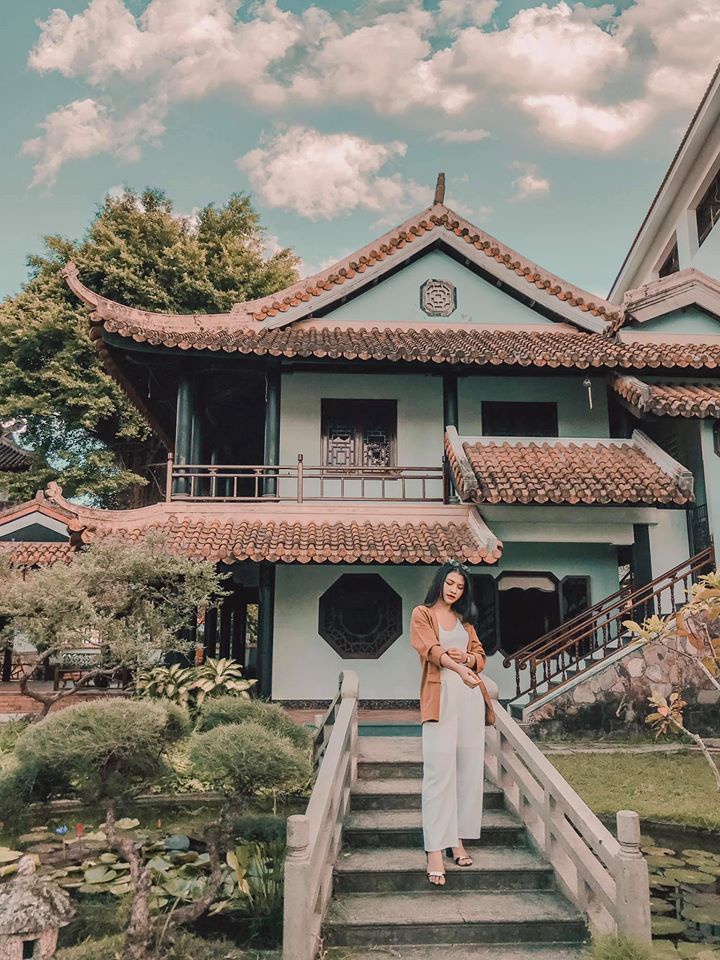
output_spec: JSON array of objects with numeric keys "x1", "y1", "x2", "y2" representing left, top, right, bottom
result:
[
  {"x1": 437, "y1": 0, "x2": 496, "y2": 29},
  {"x1": 439, "y1": 2, "x2": 626, "y2": 97},
  {"x1": 520, "y1": 94, "x2": 653, "y2": 151},
  {"x1": 431, "y1": 128, "x2": 491, "y2": 143},
  {"x1": 21, "y1": 97, "x2": 166, "y2": 188},
  {"x1": 237, "y1": 126, "x2": 423, "y2": 220},
  {"x1": 511, "y1": 164, "x2": 550, "y2": 201},
  {"x1": 290, "y1": 5, "x2": 472, "y2": 115}
]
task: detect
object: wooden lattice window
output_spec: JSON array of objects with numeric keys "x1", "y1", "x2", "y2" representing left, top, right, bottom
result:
[
  {"x1": 697, "y1": 166, "x2": 720, "y2": 246},
  {"x1": 319, "y1": 574, "x2": 402, "y2": 659},
  {"x1": 321, "y1": 400, "x2": 397, "y2": 468},
  {"x1": 658, "y1": 241, "x2": 679, "y2": 278}
]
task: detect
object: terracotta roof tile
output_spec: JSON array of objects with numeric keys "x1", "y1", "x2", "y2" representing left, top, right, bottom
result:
[
  {"x1": 0, "y1": 437, "x2": 31, "y2": 472},
  {"x1": 0, "y1": 541, "x2": 75, "y2": 568},
  {"x1": 611, "y1": 374, "x2": 720, "y2": 418},
  {"x1": 450, "y1": 437, "x2": 693, "y2": 506},
  {"x1": 91, "y1": 317, "x2": 720, "y2": 371},
  {"x1": 0, "y1": 501, "x2": 502, "y2": 567}
]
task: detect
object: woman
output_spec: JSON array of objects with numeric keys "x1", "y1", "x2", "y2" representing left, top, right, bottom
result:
[{"x1": 410, "y1": 559, "x2": 494, "y2": 887}]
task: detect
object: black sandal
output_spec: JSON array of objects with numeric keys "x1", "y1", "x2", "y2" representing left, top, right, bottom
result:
[{"x1": 445, "y1": 847, "x2": 473, "y2": 866}]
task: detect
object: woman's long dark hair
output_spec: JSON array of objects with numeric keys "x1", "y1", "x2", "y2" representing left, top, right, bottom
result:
[{"x1": 423, "y1": 561, "x2": 477, "y2": 624}]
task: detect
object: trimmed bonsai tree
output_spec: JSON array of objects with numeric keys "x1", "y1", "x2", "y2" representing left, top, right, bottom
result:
[{"x1": 0, "y1": 535, "x2": 225, "y2": 717}]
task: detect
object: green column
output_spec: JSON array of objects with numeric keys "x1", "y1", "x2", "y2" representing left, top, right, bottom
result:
[
  {"x1": 263, "y1": 367, "x2": 281, "y2": 497},
  {"x1": 174, "y1": 374, "x2": 194, "y2": 496},
  {"x1": 443, "y1": 372, "x2": 458, "y2": 431},
  {"x1": 258, "y1": 563, "x2": 275, "y2": 699}
]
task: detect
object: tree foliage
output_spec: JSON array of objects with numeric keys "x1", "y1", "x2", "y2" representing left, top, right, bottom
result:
[{"x1": 0, "y1": 189, "x2": 298, "y2": 505}]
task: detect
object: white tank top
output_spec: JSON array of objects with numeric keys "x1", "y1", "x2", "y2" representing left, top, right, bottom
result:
[{"x1": 437, "y1": 618, "x2": 467, "y2": 650}]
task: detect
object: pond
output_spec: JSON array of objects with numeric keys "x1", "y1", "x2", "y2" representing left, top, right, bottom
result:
[{"x1": 640, "y1": 822, "x2": 720, "y2": 957}]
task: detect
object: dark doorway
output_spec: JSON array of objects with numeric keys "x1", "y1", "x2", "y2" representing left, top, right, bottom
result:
[
  {"x1": 497, "y1": 573, "x2": 560, "y2": 657},
  {"x1": 203, "y1": 588, "x2": 259, "y2": 681}
]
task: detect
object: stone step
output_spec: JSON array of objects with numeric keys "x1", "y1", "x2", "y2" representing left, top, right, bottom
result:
[
  {"x1": 326, "y1": 944, "x2": 587, "y2": 960},
  {"x1": 324, "y1": 890, "x2": 586, "y2": 946},
  {"x1": 358, "y1": 760, "x2": 423, "y2": 780},
  {"x1": 343, "y1": 809, "x2": 525, "y2": 849},
  {"x1": 351, "y1": 778, "x2": 504, "y2": 811},
  {"x1": 334, "y1": 845, "x2": 554, "y2": 894}
]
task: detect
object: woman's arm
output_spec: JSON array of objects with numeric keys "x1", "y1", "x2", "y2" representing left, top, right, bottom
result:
[{"x1": 437, "y1": 650, "x2": 481, "y2": 687}]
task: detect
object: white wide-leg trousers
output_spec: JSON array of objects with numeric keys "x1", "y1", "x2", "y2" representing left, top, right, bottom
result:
[{"x1": 421, "y1": 670, "x2": 486, "y2": 852}]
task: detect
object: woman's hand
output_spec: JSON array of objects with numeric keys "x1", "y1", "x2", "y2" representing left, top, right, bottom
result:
[
  {"x1": 457, "y1": 665, "x2": 481, "y2": 688},
  {"x1": 446, "y1": 647, "x2": 470, "y2": 664}
]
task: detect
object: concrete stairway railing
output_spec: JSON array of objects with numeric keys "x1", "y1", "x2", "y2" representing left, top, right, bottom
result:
[
  {"x1": 283, "y1": 671, "x2": 360, "y2": 960},
  {"x1": 486, "y1": 704, "x2": 651, "y2": 944}
]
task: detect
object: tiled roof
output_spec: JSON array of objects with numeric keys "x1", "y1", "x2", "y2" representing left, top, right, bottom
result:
[
  {"x1": 611, "y1": 374, "x2": 720, "y2": 418},
  {"x1": 63, "y1": 204, "x2": 621, "y2": 336},
  {"x1": 0, "y1": 541, "x2": 75, "y2": 568},
  {"x1": 446, "y1": 433, "x2": 694, "y2": 506},
  {"x1": 0, "y1": 488, "x2": 502, "y2": 567},
  {"x1": 0, "y1": 437, "x2": 31, "y2": 471},
  {"x1": 83, "y1": 318, "x2": 720, "y2": 371}
]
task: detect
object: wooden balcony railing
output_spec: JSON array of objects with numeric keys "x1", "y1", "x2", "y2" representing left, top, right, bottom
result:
[
  {"x1": 167, "y1": 454, "x2": 448, "y2": 503},
  {"x1": 506, "y1": 544, "x2": 716, "y2": 702}
]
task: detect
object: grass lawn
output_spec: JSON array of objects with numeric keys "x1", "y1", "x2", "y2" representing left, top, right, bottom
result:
[{"x1": 548, "y1": 750, "x2": 720, "y2": 830}]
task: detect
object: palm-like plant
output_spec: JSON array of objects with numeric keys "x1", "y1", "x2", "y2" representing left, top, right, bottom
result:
[
  {"x1": 191, "y1": 657, "x2": 255, "y2": 706},
  {"x1": 136, "y1": 663, "x2": 195, "y2": 706}
]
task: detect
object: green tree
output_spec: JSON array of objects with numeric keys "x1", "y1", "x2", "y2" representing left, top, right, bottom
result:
[
  {"x1": 0, "y1": 535, "x2": 226, "y2": 717},
  {"x1": 0, "y1": 189, "x2": 298, "y2": 506}
]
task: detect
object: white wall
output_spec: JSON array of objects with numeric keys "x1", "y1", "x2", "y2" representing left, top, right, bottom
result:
[
  {"x1": 648, "y1": 511, "x2": 690, "y2": 579},
  {"x1": 272, "y1": 540, "x2": 622, "y2": 703},
  {"x1": 458, "y1": 375, "x2": 610, "y2": 437}
]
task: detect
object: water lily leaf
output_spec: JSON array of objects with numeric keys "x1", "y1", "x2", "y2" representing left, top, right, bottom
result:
[
  {"x1": 643, "y1": 846, "x2": 677, "y2": 857},
  {"x1": 651, "y1": 916, "x2": 687, "y2": 935},
  {"x1": 115, "y1": 818, "x2": 140, "y2": 831},
  {"x1": 662, "y1": 868, "x2": 716, "y2": 885},
  {"x1": 682, "y1": 904, "x2": 720, "y2": 925},
  {"x1": 0, "y1": 864, "x2": 18, "y2": 878},
  {"x1": 652, "y1": 943, "x2": 680, "y2": 959},
  {"x1": 78, "y1": 883, "x2": 113, "y2": 894},
  {"x1": 147, "y1": 857, "x2": 173, "y2": 873},
  {"x1": 651, "y1": 897, "x2": 675, "y2": 914},
  {"x1": 647, "y1": 856, "x2": 686, "y2": 868},
  {"x1": 109, "y1": 882, "x2": 133, "y2": 896},
  {"x1": 84, "y1": 866, "x2": 118, "y2": 884},
  {"x1": 98, "y1": 853, "x2": 118, "y2": 864},
  {"x1": 0, "y1": 848, "x2": 23, "y2": 863}
]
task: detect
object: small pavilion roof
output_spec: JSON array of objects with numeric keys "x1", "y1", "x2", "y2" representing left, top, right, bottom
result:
[
  {"x1": 0, "y1": 484, "x2": 503, "y2": 568},
  {"x1": 611, "y1": 374, "x2": 720, "y2": 418},
  {"x1": 444, "y1": 428, "x2": 694, "y2": 506},
  {"x1": 0, "y1": 436, "x2": 31, "y2": 472}
]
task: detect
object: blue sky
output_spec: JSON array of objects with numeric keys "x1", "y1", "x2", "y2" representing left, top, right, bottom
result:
[{"x1": 1, "y1": 0, "x2": 718, "y2": 301}]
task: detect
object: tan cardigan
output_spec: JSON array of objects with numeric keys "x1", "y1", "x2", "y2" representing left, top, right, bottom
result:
[{"x1": 409, "y1": 604, "x2": 495, "y2": 724}]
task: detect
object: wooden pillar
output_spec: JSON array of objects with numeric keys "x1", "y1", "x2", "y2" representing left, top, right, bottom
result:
[
  {"x1": 443, "y1": 373, "x2": 459, "y2": 503},
  {"x1": 258, "y1": 564, "x2": 276, "y2": 699},
  {"x1": 204, "y1": 606, "x2": 218, "y2": 658},
  {"x1": 442, "y1": 372, "x2": 458, "y2": 431},
  {"x1": 632, "y1": 524, "x2": 653, "y2": 619},
  {"x1": 174, "y1": 374, "x2": 194, "y2": 496},
  {"x1": 231, "y1": 599, "x2": 247, "y2": 665},
  {"x1": 219, "y1": 599, "x2": 232, "y2": 659},
  {"x1": 263, "y1": 366, "x2": 281, "y2": 497}
]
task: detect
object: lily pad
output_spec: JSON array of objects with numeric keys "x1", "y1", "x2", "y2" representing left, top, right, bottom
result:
[
  {"x1": 662, "y1": 868, "x2": 716, "y2": 885},
  {"x1": 645, "y1": 846, "x2": 678, "y2": 857},
  {"x1": 98, "y1": 853, "x2": 118, "y2": 864},
  {"x1": 0, "y1": 848, "x2": 23, "y2": 863},
  {"x1": 648, "y1": 856, "x2": 687, "y2": 868},
  {"x1": 84, "y1": 865, "x2": 118, "y2": 884},
  {"x1": 109, "y1": 882, "x2": 133, "y2": 896},
  {"x1": 115, "y1": 818, "x2": 140, "y2": 831},
  {"x1": 0, "y1": 864, "x2": 18, "y2": 878},
  {"x1": 682, "y1": 904, "x2": 720, "y2": 925},
  {"x1": 652, "y1": 916, "x2": 688, "y2": 936},
  {"x1": 652, "y1": 897, "x2": 676, "y2": 914}
]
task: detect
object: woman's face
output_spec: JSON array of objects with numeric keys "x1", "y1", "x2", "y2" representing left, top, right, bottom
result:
[{"x1": 443, "y1": 571, "x2": 465, "y2": 606}]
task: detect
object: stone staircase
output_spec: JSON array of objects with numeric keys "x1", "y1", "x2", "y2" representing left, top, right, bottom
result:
[{"x1": 323, "y1": 737, "x2": 588, "y2": 958}]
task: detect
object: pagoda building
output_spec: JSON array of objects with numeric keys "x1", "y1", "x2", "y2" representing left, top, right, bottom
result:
[{"x1": 2, "y1": 69, "x2": 720, "y2": 715}]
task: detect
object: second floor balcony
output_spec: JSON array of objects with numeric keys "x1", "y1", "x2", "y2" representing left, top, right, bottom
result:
[{"x1": 167, "y1": 455, "x2": 449, "y2": 503}]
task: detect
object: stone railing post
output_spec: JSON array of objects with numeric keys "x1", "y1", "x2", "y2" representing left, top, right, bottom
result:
[
  {"x1": 614, "y1": 810, "x2": 651, "y2": 944},
  {"x1": 283, "y1": 814, "x2": 312, "y2": 960},
  {"x1": 341, "y1": 670, "x2": 360, "y2": 782}
]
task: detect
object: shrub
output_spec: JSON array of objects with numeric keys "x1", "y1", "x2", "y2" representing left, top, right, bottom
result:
[
  {"x1": 196, "y1": 696, "x2": 313, "y2": 750},
  {"x1": 13, "y1": 699, "x2": 190, "y2": 801},
  {"x1": 188, "y1": 721, "x2": 311, "y2": 798},
  {"x1": 0, "y1": 718, "x2": 29, "y2": 755},
  {"x1": 233, "y1": 813, "x2": 287, "y2": 847},
  {"x1": 56, "y1": 934, "x2": 123, "y2": 960},
  {"x1": 585, "y1": 935, "x2": 652, "y2": 960}
]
